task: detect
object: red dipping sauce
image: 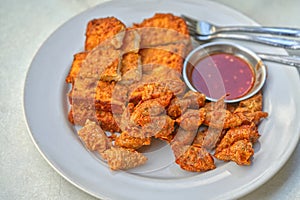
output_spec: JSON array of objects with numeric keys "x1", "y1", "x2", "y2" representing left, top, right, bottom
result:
[{"x1": 191, "y1": 53, "x2": 254, "y2": 100}]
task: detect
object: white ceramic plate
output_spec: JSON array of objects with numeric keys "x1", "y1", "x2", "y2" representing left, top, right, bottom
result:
[{"x1": 24, "y1": 0, "x2": 300, "y2": 199}]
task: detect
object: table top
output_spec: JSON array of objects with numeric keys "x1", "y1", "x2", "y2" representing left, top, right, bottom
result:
[{"x1": 1, "y1": 0, "x2": 300, "y2": 199}]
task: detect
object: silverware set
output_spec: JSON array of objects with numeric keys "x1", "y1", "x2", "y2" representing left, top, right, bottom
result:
[{"x1": 182, "y1": 15, "x2": 300, "y2": 68}]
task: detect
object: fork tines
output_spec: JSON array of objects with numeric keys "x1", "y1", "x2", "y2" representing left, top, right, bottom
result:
[
  {"x1": 181, "y1": 14, "x2": 197, "y2": 25},
  {"x1": 181, "y1": 15, "x2": 197, "y2": 35}
]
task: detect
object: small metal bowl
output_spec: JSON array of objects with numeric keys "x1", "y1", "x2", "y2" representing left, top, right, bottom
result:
[{"x1": 182, "y1": 41, "x2": 267, "y2": 103}]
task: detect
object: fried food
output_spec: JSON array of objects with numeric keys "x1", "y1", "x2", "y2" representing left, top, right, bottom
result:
[
  {"x1": 85, "y1": 17, "x2": 126, "y2": 51},
  {"x1": 120, "y1": 52, "x2": 142, "y2": 85},
  {"x1": 95, "y1": 110, "x2": 121, "y2": 133},
  {"x1": 171, "y1": 128, "x2": 197, "y2": 146},
  {"x1": 65, "y1": 52, "x2": 88, "y2": 84},
  {"x1": 78, "y1": 119, "x2": 111, "y2": 153},
  {"x1": 214, "y1": 139, "x2": 254, "y2": 165},
  {"x1": 121, "y1": 28, "x2": 141, "y2": 53},
  {"x1": 130, "y1": 98, "x2": 166, "y2": 126},
  {"x1": 193, "y1": 127, "x2": 226, "y2": 151},
  {"x1": 133, "y1": 13, "x2": 189, "y2": 47},
  {"x1": 214, "y1": 123, "x2": 259, "y2": 165},
  {"x1": 176, "y1": 108, "x2": 206, "y2": 131},
  {"x1": 102, "y1": 147, "x2": 147, "y2": 170},
  {"x1": 175, "y1": 145, "x2": 216, "y2": 172},
  {"x1": 128, "y1": 82, "x2": 174, "y2": 105},
  {"x1": 167, "y1": 91, "x2": 206, "y2": 119},
  {"x1": 142, "y1": 115, "x2": 175, "y2": 139},
  {"x1": 75, "y1": 45, "x2": 122, "y2": 81},
  {"x1": 115, "y1": 131, "x2": 151, "y2": 149},
  {"x1": 140, "y1": 42, "x2": 187, "y2": 73},
  {"x1": 203, "y1": 100, "x2": 243, "y2": 129},
  {"x1": 234, "y1": 93, "x2": 268, "y2": 124},
  {"x1": 66, "y1": 14, "x2": 269, "y2": 172},
  {"x1": 95, "y1": 80, "x2": 128, "y2": 114}
]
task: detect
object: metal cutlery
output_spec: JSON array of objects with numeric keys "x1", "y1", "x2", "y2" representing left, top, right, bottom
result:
[
  {"x1": 182, "y1": 14, "x2": 300, "y2": 37},
  {"x1": 182, "y1": 15, "x2": 300, "y2": 50}
]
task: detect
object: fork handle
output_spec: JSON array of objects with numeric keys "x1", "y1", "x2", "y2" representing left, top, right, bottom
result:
[
  {"x1": 257, "y1": 53, "x2": 300, "y2": 68},
  {"x1": 210, "y1": 33, "x2": 300, "y2": 49},
  {"x1": 218, "y1": 26, "x2": 300, "y2": 37}
]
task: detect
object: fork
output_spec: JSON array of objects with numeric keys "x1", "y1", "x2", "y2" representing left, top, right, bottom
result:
[
  {"x1": 182, "y1": 15, "x2": 300, "y2": 37},
  {"x1": 188, "y1": 32, "x2": 300, "y2": 50},
  {"x1": 182, "y1": 15, "x2": 300, "y2": 50}
]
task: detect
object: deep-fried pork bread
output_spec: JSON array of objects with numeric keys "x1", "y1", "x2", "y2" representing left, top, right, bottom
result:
[
  {"x1": 133, "y1": 13, "x2": 189, "y2": 47},
  {"x1": 85, "y1": 17, "x2": 126, "y2": 51},
  {"x1": 140, "y1": 42, "x2": 187, "y2": 73},
  {"x1": 65, "y1": 52, "x2": 88, "y2": 84},
  {"x1": 120, "y1": 52, "x2": 142, "y2": 85}
]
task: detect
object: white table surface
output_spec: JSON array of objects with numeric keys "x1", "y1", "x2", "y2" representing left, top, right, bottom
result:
[{"x1": 1, "y1": 0, "x2": 300, "y2": 199}]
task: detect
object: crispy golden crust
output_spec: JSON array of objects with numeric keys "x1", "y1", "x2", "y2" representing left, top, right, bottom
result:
[
  {"x1": 140, "y1": 42, "x2": 187, "y2": 73},
  {"x1": 115, "y1": 131, "x2": 151, "y2": 149},
  {"x1": 215, "y1": 123, "x2": 260, "y2": 155},
  {"x1": 176, "y1": 108, "x2": 206, "y2": 131},
  {"x1": 95, "y1": 110, "x2": 121, "y2": 133},
  {"x1": 95, "y1": 81, "x2": 128, "y2": 114},
  {"x1": 142, "y1": 115, "x2": 175, "y2": 139},
  {"x1": 102, "y1": 147, "x2": 147, "y2": 170},
  {"x1": 130, "y1": 98, "x2": 166, "y2": 126},
  {"x1": 175, "y1": 145, "x2": 216, "y2": 172},
  {"x1": 214, "y1": 139, "x2": 254, "y2": 165},
  {"x1": 121, "y1": 28, "x2": 141, "y2": 53},
  {"x1": 120, "y1": 52, "x2": 142, "y2": 85},
  {"x1": 193, "y1": 127, "x2": 226, "y2": 151},
  {"x1": 133, "y1": 13, "x2": 190, "y2": 47},
  {"x1": 171, "y1": 128, "x2": 197, "y2": 146},
  {"x1": 74, "y1": 46, "x2": 122, "y2": 81},
  {"x1": 234, "y1": 93, "x2": 268, "y2": 124},
  {"x1": 167, "y1": 91, "x2": 206, "y2": 119},
  {"x1": 85, "y1": 17, "x2": 126, "y2": 51},
  {"x1": 128, "y1": 82, "x2": 174, "y2": 105},
  {"x1": 78, "y1": 119, "x2": 111, "y2": 152},
  {"x1": 66, "y1": 52, "x2": 88, "y2": 84}
]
